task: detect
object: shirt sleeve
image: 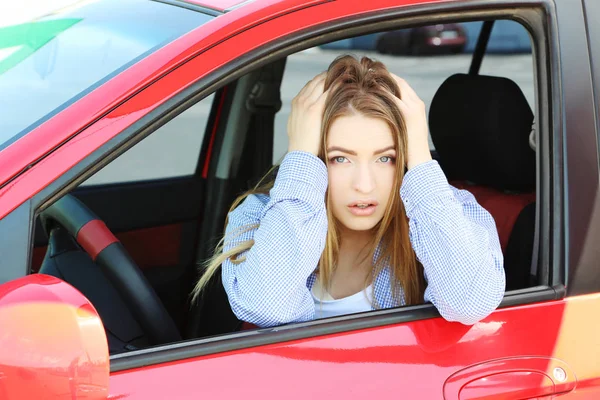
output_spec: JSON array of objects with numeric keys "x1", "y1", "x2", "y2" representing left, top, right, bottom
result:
[
  {"x1": 221, "y1": 151, "x2": 328, "y2": 327},
  {"x1": 400, "y1": 160, "x2": 505, "y2": 325}
]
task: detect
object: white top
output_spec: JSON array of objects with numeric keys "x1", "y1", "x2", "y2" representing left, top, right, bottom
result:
[{"x1": 311, "y1": 279, "x2": 374, "y2": 319}]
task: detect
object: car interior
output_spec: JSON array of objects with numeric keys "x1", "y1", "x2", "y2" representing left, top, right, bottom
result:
[{"x1": 29, "y1": 18, "x2": 539, "y2": 354}]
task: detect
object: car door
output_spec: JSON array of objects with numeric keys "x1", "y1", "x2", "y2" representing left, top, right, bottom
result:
[
  {"x1": 102, "y1": 1, "x2": 598, "y2": 399},
  {"x1": 3, "y1": 0, "x2": 600, "y2": 398}
]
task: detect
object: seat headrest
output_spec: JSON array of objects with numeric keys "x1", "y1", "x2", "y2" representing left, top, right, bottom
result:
[{"x1": 429, "y1": 73, "x2": 535, "y2": 192}]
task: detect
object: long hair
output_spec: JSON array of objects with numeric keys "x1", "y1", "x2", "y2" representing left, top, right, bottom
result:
[{"x1": 192, "y1": 55, "x2": 425, "y2": 306}]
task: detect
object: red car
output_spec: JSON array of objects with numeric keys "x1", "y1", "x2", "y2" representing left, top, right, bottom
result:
[
  {"x1": 1, "y1": 0, "x2": 599, "y2": 398},
  {"x1": 376, "y1": 23, "x2": 467, "y2": 55}
]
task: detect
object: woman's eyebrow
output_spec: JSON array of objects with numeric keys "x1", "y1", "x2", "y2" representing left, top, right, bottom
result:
[
  {"x1": 327, "y1": 146, "x2": 358, "y2": 155},
  {"x1": 327, "y1": 145, "x2": 396, "y2": 155},
  {"x1": 373, "y1": 145, "x2": 395, "y2": 155}
]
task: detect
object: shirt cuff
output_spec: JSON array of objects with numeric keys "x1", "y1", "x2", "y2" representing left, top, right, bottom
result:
[
  {"x1": 400, "y1": 160, "x2": 451, "y2": 214},
  {"x1": 275, "y1": 151, "x2": 328, "y2": 195}
]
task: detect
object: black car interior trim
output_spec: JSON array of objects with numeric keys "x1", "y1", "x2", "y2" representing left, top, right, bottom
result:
[{"x1": 0, "y1": 201, "x2": 33, "y2": 285}]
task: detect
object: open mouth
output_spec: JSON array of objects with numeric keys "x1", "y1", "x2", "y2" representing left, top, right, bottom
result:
[{"x1": 348, "y1": 200, "x2": 379, "y2": 216}]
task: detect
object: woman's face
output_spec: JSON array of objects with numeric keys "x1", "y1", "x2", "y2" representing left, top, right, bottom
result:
[{"x1": 326, "y1": 113, "x2": 396, "y2": 232}]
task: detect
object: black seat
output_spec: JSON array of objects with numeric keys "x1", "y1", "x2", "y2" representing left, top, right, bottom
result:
[{"x1": 429, "y1": 73, "x2": 536, "y2": 290}]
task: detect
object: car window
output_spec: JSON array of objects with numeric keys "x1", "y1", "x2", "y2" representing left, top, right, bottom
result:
[
  {"x1": 28, "y1": 11, "x2": 544, "y2": 359},
  {"x1": 273, "y1": 20, "x2": 534, "y2": 162},
  {"x1": 0, "y1": 0, "x2": 213, "y2": 152},
  {"x1": 82, "y1": 93, "x2": 214, "y2": 185}
]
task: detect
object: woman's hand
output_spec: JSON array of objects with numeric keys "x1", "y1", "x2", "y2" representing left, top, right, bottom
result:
[
  {"x1": 287, "y1": 72, "x2": 328, "y2": 156},
  {"x1": 391, "y1": 74, "x2": 433, "y2": 169}
]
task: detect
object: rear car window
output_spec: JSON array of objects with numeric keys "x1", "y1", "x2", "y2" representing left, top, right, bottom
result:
[{"x1": 0, "y1": 0, "x2": 213, "y2": 151}]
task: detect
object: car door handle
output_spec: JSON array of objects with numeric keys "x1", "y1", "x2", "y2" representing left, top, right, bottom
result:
[{"x1": 443, "y1": 356, "x2": 576, "y2": 399}]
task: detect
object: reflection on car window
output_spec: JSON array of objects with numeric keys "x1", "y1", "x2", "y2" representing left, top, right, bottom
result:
[{"x1": 0, "y1": 0, "x2": 213, "y2": 151}]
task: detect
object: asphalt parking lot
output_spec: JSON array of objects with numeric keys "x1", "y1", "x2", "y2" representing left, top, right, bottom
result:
[{"x1": 85, "y1": 49, "x2": 534, "y2": 185}]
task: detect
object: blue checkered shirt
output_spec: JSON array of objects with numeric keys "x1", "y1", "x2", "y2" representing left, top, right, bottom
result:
[{"x1": 222, "y1": 151, "x2": 505, "y2": 327}]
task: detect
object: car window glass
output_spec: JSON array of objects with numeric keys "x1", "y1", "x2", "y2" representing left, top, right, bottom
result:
[
  {"x1": 0, "y1": 0, "x2": 213, "y2": 152},
  {"x1": 82, "y1": 93, "x2": 214, "y2": 185},
  {"x1": 273, "y1": 19, "x2": 534, "y2": 162}
]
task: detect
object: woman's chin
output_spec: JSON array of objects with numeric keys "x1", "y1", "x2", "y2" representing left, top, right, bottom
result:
[{"x1": 337, "y1": 215, "x2": 382, "y2": 232}]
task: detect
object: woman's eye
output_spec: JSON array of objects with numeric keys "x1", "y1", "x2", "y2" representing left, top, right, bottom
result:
[
  {"x1": 330, "y1": 156, "x2": 348, "y2": 163},
  {"x1": 378, "y1": 156, "x2": 394, "y2": 163}
]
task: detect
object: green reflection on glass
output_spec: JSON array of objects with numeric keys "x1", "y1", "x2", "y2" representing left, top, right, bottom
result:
[{"x1": 0, "y1": 19, "x2": 81, "y2": 75}]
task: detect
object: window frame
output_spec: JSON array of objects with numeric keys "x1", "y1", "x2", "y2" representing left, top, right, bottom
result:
[
  {"x1": 23, "y1": 0, "x2": 560, "y2": 372},
  {"x1": 567, "y1": 0, "x2": 600, "y2": 295},
  {"x1": 0, "y1": 200, "x2": 32, "y2": 285}
]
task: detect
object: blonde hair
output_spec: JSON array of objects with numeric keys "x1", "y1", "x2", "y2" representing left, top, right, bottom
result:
[{"x1": 192, "y1": 55, "x2": 425, "y2": 306}]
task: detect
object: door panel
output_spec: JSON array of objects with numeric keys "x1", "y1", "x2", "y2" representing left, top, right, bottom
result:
[
  {"x1": 32, "y1": 177, "x2": 206, "y2": 329},
  {"x1": 32, "y1": 224, "x2": 189, "y2": 272},
  {"x1": 114, "y1": 223, "x2": 185, "y2": 270},
  {"x1": 32, "y1": 177, "x2": 204, "y2": 272},
  {"x1": 444, "y1": 357, "x2": 575, "y2": 399},
  {"x1": 108, "y1": 296, "x2": 600, "y2": 399}
]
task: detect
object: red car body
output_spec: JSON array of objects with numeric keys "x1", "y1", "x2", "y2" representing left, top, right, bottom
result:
[{"x1": 1, "y1": 0, "x2": 600, "y2": 399}]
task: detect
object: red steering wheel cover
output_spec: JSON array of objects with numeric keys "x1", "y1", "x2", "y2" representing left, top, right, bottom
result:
[{"x1": 76, "y1": 219, "x2": 120, "y2": 261}]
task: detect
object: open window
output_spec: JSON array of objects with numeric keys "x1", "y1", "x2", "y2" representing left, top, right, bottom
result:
[
  {"x1": 27, "y1": 4, "x2": 553, "y2": 363},
  {"x1": 194, "y1": 17, "x2": 541, "y2": 336}
]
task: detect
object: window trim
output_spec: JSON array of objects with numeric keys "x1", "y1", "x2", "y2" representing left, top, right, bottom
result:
[
  {"x1": 26, "y1": 0, "x2": 560, "y2": 371},
  {"x1": 0, "y1": 200, "x2": 32, "y2": 285},
  {"x1": 565, "y1": 0, "x2": 600, "y2": 295}
]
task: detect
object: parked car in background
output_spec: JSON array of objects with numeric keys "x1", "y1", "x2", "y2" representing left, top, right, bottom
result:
[
  {"x1": 462, "y1": 20, "x2": 532, "y2": 53},
  {"x1": 321, "y1": 24, "x2": 466, "y2": 55},
  {"x1": 376, "y1": 23, "x2": 466, "y2": 55},
  {"x1": 322, "y1": 19, "x2": 531, "y2": 55}
]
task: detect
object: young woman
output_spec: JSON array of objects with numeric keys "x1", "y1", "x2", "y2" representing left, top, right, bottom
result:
[{"x1": 193, "y1": 55, "x2": 505, "y2": 327}]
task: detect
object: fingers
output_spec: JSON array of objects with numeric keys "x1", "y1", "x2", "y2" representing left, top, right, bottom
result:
[
  {"x1": 287, "y1": 72, "x2": 328, "y2": 156},
  {"x1": 395, "y1": 97, "x2": 408, "y2": 113},
  {"x1": 395, "y1": 98, "x2": 415, "y2": 124},
  {"x1": 307, "y1": 76, "x2": 326, "y2": 104},
  {"x1": 312, "y1": 84, "x2": 331, "y2": 110},
  {"x1": 390, "y1": 73, "x2": 420, "y2": 103},
  {"x1": 296, "y1": 72, "x2": 326, "y2": 102}
]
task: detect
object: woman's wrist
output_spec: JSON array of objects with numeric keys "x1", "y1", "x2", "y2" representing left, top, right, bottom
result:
[
  {"x1": 406, "y1": 145, "x2": 432, "y2": 170},
  {"x1": 400, "y1": 159, "x2": 449, "y2": 215},
  {"x1": 287, "y1": 142, "x2": 319, "y2": 156},
  {"x1": 277, "y1": 151, "x2": 328, "y2": 194}
]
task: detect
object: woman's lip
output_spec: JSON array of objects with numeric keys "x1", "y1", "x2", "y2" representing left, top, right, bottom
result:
[
  {"x1": 347, "y1": 205, "x2": 377, "y2": 216},
  {"x1": 347, "y1": 200, "x2": 379, "y2": 207}
]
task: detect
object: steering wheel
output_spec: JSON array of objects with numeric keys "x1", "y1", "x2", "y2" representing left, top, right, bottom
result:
[{"x1": 39, "y1": 194, "x2": 181, "y2": 345}]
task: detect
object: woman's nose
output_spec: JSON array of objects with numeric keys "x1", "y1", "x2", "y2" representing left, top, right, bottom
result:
[{"x1": 352, "y1": 164, "x2": 375, "y2": 194}]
